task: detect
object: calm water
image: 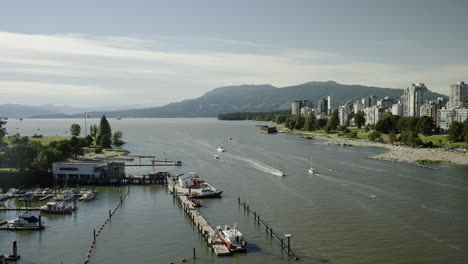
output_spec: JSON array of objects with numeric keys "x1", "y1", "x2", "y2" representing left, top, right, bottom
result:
[{"x1": 1, "y1": 118, "x2": 468, "y2": 264}]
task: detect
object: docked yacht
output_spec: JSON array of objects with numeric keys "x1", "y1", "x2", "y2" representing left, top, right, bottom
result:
[
  {"x1": 7, "y1": 214, "x2": 42, "y2": 228},
  {"x1": 216, "y1": 146, "x2": 225, "y2": 152},
  {"x1": 54, "y1": 190, "x2": 73, "y2": 201},
  {"x1": 188, "y1": 187, "x2": 223, "y2": 199},
  {"x1": 40, "y1": 202, "x2": 74, "y2": 214},
  {"x1": 79, "y1": 190, "x2": 95, "y2": 201},
  {"x1": 216, "y1": 224, "x2": 247, "y2": 252},
  {"x1": 32, "y1": 189, "x2": 43, "y2": 196}
]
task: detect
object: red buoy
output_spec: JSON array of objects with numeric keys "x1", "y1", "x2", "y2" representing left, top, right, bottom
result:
[{"x1": 181, "y1": 258, "x2": 187, "y2": 262}]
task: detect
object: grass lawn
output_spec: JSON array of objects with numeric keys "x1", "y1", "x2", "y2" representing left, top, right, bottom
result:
[{"x1": 4, "y1": 135, "x2": 70, "y2": 146}]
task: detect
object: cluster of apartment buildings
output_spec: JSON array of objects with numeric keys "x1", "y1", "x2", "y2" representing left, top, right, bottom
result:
[{"x1": 291, "y1": 81, "x2": 468, "y2": 130}]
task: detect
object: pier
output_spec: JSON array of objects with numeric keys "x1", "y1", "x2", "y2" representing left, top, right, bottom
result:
[
  {"x1": 238, "y1": 198, "x2": 299, "y2": 260},
  {"x1": 168, "y1": 181, "x2": 231, "y2": 256}
]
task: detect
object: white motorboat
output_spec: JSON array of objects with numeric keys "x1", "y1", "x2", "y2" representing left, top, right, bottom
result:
[
  {"x1": 0, "y1": 193, "x2": 10, "y2": 201},
  {"x1": 217, "y1": 146, "x2": 225, "y2": 152},
  {"x1": 7, "y1": 213, "x2": 42, "y2": 228},
  {"x1": 42, "y1": 188, "x2": 53, "y2": 195},
  {"x1": 214, "y1": 154, "x2": 220, "y2": 159},
  {"x1": 275, "y1": 170, "x2": 286, "y2": 177},
  {"x1": 79, "y1": 190, "x2": 95, "y2": 201},
  {"x1": 32, "y1": 189, "x2": 43, "y2": 196},
  {"x1": 54, "y1": 190, "x2": 73, "y2": 201},
  {"x1": 188, "y1": 187, "x2": 223, "y2": 199},
  {"x1": 308, "y1": 168, "x2": 316, "y2": 175},
  {"x1": 79, "y1": 188, "x2": 88, "y2": 194},
  {"x1": 216, "y1": 223, "x2": 247, "y2": 252},
  {"x1": 40, "y1": 202, "x2": 74, "y2": 214}
]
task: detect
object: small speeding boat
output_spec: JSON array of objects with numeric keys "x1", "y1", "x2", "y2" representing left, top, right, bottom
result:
[
  {"x1": 7, "y1": 213, "x2": 42, "y2": 228},
  {"x1": 216, "y1": 223, "x2": 247, "y2": 252},
  {"x1": 214, "y1": 154, "x2": 220, "y2": 159},
  {"x1": 188, "y1": 188, "x2": 223, "y2": 199},
  {"x1": 308, "y1": 168, "x2": 316, "y2": 175},
  {"x1": 276, "y1": 170, "x2": 286, "y2": 177},
  {"x1": 40, "y1": 202, "x2": 74, "y2": 214},
  {"x1": 217, "y1": 146, "x2": 225, "y2": 152},
  {"x1": 190, "y1": 198, "x2": 202, "y2": 207}
]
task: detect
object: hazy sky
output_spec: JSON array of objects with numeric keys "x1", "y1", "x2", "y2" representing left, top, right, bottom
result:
[{"x1": 1, "y1": 0, "x2": 467, "y2": 107}]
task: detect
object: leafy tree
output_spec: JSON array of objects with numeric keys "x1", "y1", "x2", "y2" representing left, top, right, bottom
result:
[
  {"x1": 285, "y1": 116, "x2": 296, "y2": 130},
  {"x1": 328, "y1": 109, "x2": 340, "y2": 130},
  {"x1": 368, "y1": 130, "x2": 382, "y2": 142},
  {"x1": 69, "y1": 123, "x2": 81, "y2": 137},
  {"x1": 338, "y1": 125, "x2": 347, "y2": 132},
  {"x1": 90, "y1": 124, "x2": 98, "y2": 141},
  {"x1": 463, "y1": 119, "x2": 468, "y2": 144},
  {"x1": 112, "y1": 131, "x2": 125, "y2": 146},
  {"x1": 324, "y1": 125, "x2": 331, "y2": 134},
  {"x1": 416, "y1": 116, "x2": 435, "y2": 136},
  {"x1": 316, "y1": 118, "x2": 328, "y2": 129},
  {"x1": 85, "y1": 135, "x2": 94, "y2": 147},
  {"x1": 275, "y1": 115, "x2": 288, "y2": 124},
  {"x1": 69, "y1": 136, "x2": 84, "y2": 159},
  {"x1": 448, "y1": 121, "x2": 464, "y2": 142},
  {"x1": 354, "y1": 110, "x2": 366, "y2": 129},
  {"x1": 400, "y1": 131, "x2": 422, "y2": 147},
  {"x1": 388, "y1": 130, "x2": 396, "y2": 145},
  {"x1": 4, "y1": 144, "x2": 36, "y2": 172},
  {"x1": 364, "y1": 125, "x2": 370, "y2": 132},
  {"x1": 0, "y1": 119, "x2": 6, "y2": 141},
  {"x1": 375, "y1": 115, "x2": 400, "y2": 134},
  {"x1": 294, "y1": 115, "x2": 305, "y2": 130},
  {"x1": 407, "y1": 117, "x2": 419, "y2": 132},
  {"x1": 97, "y1": 115, "x2": 112, "y2": 148},
  {"x1": 304, "y1": 112, "x2": 317, "y2": 131}
]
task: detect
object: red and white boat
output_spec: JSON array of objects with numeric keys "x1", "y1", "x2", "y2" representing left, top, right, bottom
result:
[
  {"x1": 190, "y1": 198, "x2": 202, "y2": 207},
  {"x1": 216, "y1": 223, "x2": 247, "y2": 252}
]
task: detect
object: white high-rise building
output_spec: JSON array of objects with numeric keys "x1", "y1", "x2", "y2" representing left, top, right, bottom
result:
[
  {"x1": 327, "y1": 95, "x2": 338, "y2": 115},
  {"x1": 391, "y1": 102, "x2": 404, "y2": 116},
  {"x1": 449, "y1": 81, "x2": 468, "y2": 109},
  {"x1": 403, "y1": 83, "x2": 428, "y2": 117}
]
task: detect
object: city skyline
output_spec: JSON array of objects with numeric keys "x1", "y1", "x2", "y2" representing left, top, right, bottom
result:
[{"x1": 1, "y1": 0, "x2": 468, "y2": 107}]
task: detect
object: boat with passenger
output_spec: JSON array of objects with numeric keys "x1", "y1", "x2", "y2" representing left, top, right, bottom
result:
[{"x1": 216, "y1": 223, "x2": 247, "y2": 252}]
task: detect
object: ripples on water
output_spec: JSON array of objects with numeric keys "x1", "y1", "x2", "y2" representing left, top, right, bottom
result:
[{"x1": 1, "y1": 118, "x2": 468, "y2": 264}]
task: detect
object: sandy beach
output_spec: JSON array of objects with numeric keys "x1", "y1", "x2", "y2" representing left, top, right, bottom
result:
[{"x1": 290, "y1": 131, "x2": 468, "y2": 166}]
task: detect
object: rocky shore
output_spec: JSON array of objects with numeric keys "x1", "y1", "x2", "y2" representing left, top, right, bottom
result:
[{"x1": 291, "y1": 131, "x2": 468, "y2": 166}]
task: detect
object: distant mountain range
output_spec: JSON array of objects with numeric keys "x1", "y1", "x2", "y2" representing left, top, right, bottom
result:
[
  {"x1": 0, "y1": 104, "x2": 146, "y2": 119},
  {"x1": 6, "y1": 81, "x2": 447, "y2": 119}
]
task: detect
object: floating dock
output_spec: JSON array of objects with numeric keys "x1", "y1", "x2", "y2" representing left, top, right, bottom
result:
[
  {"x1": 0, "y1": 207, "x2": 40, "y2": 211},
  {"x1": 168, "y1": 182, "x2": 231, "y2": 256}
]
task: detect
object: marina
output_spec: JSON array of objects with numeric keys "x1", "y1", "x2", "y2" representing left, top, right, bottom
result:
[{"x1": 168, "y1": 178, "x2": 231, "y2": 257}]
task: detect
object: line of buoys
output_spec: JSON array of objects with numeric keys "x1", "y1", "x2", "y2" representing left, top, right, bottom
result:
[{"x1": 84, "y1": 189, "x2": 129, "y2": 263}]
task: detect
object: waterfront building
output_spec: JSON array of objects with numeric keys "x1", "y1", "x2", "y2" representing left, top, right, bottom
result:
[
  {"x1": 364, "y1": 106, "x2": 387, "y2": 125},
  {"x1": 317, "y1": 98, "x2": 328, "y2": 115},
  {"x1": 362, "y1": 96, "x2": 378, "y2": 108},
  {"x1": 377, "y1": 97, "x2": 394, "y2": 109},
  {"x1": 448, "y1": 81, "x2": 468, "y2": 109},
  {"x1": 327, "y1": 95, "x2": 338, "y2": 115},
  {"x1": 403, "y1": 83, "x2": 428, "y2": 117},
  {"x1": 300, "y1": 106, "x2": 313, "y2": 117},
  {"x1": 391, "y1": 102, "x2": 404, "y2": 116},
  {"x1": 353, "y1": 101, "x2": 364, "y2": 113},
  {"x1": 52, "y1": 160, "x2": 125, "y2": 183},
  {"x1": 437, "y1": 108, "x2": 468, "y2": 130},
  {"x1": 291, "y1": 100, "x2": 312, "y2": 115},
  {"x1": 339, "y1": 102, "x2": 354, "y2": 126},
  {"x1": 420, "y1": 101, "x2": 441, "y2": 125}
]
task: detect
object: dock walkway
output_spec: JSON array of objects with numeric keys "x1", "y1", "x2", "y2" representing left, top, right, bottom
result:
[{"x1": 168, "y1": 183, "x2": 231, "y2": 256}]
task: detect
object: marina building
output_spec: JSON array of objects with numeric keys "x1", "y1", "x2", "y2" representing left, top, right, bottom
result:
[
  {"x1": 52, "y1": 160, "x2": 125, "y2": 183},
  {"x1": 403, "y1": 83, "x2": 427, "y2": 117}
]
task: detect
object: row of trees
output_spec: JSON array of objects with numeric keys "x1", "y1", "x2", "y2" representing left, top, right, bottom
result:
[
  {"x1": 448, "y1": 120, "x2": 468, "y2": 144},
  {"x1": 69, "y1": 115, "x2": 124, "y2": 148},
  {"x1": 374, "y1": 115, "x2": 436, "y2": 135},
  {"x1": 217, "y1": 110, "x2": 289, "y2": 121}
]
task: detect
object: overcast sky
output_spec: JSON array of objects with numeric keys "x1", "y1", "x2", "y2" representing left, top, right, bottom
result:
[{"x1": 1, "y1": 0, "x2": 467, "y2": 107}]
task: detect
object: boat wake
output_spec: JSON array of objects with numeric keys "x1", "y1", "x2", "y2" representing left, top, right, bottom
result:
[{"x1": 224, "y1": 153, "x2": 285, "y2": 177}]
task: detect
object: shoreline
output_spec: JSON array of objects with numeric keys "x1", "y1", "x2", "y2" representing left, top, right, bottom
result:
[{"x1": 279, "y1": 127, "x2": 468, "y2": 167}]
